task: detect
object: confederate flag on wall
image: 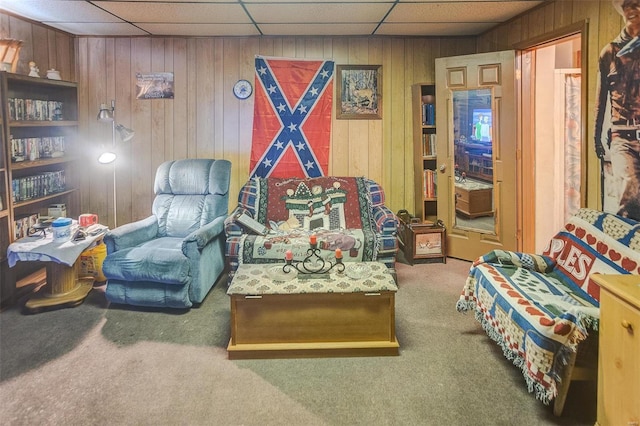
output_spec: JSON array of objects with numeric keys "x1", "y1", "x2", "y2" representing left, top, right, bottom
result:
[{"x1": 249, "y1": 56, "x2": 334, "y2": 178}]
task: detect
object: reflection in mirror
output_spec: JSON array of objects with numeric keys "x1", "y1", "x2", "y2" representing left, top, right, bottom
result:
[{"x1": 452, "y1": 88, "x2": 496, "y2": 234}]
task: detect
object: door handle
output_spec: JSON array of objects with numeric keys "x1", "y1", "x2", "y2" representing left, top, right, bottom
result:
[{"x1": 439, "y1": 164, "x2": 446, "y2": 173}]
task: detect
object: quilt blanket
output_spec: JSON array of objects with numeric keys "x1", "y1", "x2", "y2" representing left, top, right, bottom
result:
[
  {"x1": 456, "y1": 208, "x2": 640, "y2": 404},
  {"x1": 238, "y1": 176, "x2": 377, "y2": 265}
]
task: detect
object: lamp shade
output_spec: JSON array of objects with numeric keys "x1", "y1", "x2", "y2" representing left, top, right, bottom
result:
[
  {"x1": 115, "y1": 124, "x2": 135, "y2": 142},
  {"x1": 97, "y1": 103, "x2": 114, "y2": 122},
  {"x1": 98, "y1": 151, "x2": 117, "y2": 164}
]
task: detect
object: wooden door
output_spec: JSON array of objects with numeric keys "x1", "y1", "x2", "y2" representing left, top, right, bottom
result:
[{"x1": 435, "y1": 51, "x2": 518, "y2": 261}]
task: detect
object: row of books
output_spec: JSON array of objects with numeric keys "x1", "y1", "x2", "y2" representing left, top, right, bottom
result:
[
  {"x1": 422, "y1": 133, "x2": 436, "y2": 157},
  {"x1": 12, "y1": 170, "x2": 66, "y2": 203},
  {"x1": 7, "y1": 98, "x2": 65, "y2": 121},
  {"x1": 10, "y1": 136, "x2": 66, "y2": 163},
  {"x1": 14, "y1": 212, "x2": 39, "y2": 240},
  {"x1": 422, "y1": 102, "x2": 435, "y2": 125},
  {"x1": 423, "y1": 169, "x2": 437, "y2": 199}
]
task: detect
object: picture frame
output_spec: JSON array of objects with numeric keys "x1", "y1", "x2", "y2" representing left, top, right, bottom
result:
[
  {"x1": 414, "y1": 229, "x2": 444, "y2": 257},
  {"x1": 336, "y1": 65, "x2": 382, "y2": 119}
]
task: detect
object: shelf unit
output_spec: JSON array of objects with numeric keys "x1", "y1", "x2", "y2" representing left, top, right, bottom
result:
[
  {"x1": 412, "y1": 83, "x2": 437, "y2": 223},
  {"x1": 0, "y1": 71, "x2": 80, "y2": 306}
]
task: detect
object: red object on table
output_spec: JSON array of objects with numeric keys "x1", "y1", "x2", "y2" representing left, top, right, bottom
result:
[{"x1": 310, "y1": 234, "x2": 317, "y2": 245}]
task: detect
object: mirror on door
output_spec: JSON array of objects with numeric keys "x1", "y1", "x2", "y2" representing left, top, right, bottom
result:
[{"x1": 452, "y1": 88, "x2": 496, "y2": 234}]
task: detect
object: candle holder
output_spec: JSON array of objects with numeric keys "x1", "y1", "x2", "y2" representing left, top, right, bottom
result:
[{"x1": 283, "y1": 243, "x2": 345, "y2": 279}]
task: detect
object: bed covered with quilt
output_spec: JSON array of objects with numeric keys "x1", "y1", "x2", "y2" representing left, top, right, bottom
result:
[{"x1": 456, "y1": 208, "x2": 640, "y2": 406}]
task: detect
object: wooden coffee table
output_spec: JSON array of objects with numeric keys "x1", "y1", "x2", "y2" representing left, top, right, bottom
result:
[
  {"x1": 7, "y1": 225, "x2": 108, "y2": 313},
  {"x1": 226, "y1": 262, "x2": 399, "y2": 359}
]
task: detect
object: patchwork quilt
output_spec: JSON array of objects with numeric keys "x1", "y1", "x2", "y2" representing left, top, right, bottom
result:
[
  {"x1": 456, "y1": 208, "x2": 640, "y2": 404},
  {"x1": 225, "y1": 176, "x2": 397, "y2": 282}
]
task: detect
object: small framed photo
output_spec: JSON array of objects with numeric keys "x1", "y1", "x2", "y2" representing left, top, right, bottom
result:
[
  {"x1": 336, "y1": 65, "x2": 381, "y2": 119},
  {"x1": 415, "y1": 230, "x2": 443, "y2": 256}
]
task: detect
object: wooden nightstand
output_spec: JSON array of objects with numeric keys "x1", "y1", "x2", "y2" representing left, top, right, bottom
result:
[{"x1": 592, "y1": 274, "x2": 640, "y2": 426}]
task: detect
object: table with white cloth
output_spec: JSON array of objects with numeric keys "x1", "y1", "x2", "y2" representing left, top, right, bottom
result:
[{"x1": 7, "y1": 224, "x2": 108, "y2": 313}]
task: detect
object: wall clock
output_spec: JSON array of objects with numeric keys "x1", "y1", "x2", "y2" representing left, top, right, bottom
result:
[{"x1": 233, "y1": 79, "x2": 253, "y2": 99}]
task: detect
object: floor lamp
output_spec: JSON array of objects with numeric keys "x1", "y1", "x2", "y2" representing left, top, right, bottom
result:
[{"x1": 97, "y1": 100, "x2": 134, "y2": 228}]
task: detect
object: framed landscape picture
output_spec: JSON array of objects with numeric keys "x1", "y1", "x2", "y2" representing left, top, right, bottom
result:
[{"x1": 336, "y1": 65, "x2": 381, "y2": 119}]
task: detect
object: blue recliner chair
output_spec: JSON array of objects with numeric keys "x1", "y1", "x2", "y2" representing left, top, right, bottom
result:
[{"x1": 103, "y1": 159, "x2": 231, "y2": 308}]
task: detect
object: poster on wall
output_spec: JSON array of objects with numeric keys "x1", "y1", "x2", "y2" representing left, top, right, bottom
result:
[
  {"x1": 594, "y1": 0, "x2": 640, "y2": 221},
  {"x1": 135, "y1": 72, "x2": 174, "y2": 99}
]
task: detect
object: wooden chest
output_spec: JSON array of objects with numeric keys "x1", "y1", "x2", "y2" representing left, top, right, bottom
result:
[
  {"x1": 455, "y1": 182, "x2": 493, "y2": 219},
  {"x1": 397, "y1": 215, "x2": 446, "y2": 264}
]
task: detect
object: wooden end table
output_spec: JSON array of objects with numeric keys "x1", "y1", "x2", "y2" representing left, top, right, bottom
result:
[{"x1": 7, "y1": 225, "x2": 108, "y2": 313}]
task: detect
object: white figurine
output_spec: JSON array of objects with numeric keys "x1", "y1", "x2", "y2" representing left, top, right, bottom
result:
[{"x1": 28, "y1": 61, "x2": 40, "y2": 77}]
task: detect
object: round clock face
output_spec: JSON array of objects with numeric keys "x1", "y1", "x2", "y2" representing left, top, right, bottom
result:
[{"x1": 233, "y1": 79, "x2": 253, "y2": 99}]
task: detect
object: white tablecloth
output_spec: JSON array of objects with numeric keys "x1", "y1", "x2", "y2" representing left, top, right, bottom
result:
[{"x1": 7, "y1": 225, "x2": 108, "y2": 267}]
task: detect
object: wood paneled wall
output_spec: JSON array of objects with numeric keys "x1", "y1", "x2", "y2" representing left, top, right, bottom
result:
[
  {"x1": 76, "y1": 36, "x2": 475, "y2": 227},
  {"x1": 0, "y1": 14, "x2": 75, "y2": 81},
  {"x1": 477, "y1": 0, "x2": 625, "y2": 211},
  {"x1": 1, "y1": 0, "x2": 626, "y2": 227}
]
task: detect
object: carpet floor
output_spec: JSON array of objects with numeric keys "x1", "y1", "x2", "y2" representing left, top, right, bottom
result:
[{"x1": 0, "y1": 258, "x2": 596, "y2": 425}]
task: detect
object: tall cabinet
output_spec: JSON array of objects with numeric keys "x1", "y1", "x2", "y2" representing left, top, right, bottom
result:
[
  {"x1": 592, "y1": 274, "x2": 640, "y2": 426},
  {"x1": 412, "y1": 83, "x2": 437, "y2": 223},
  {"x1": 0, "y1": 72, "x2": 79, "y2": 306}
]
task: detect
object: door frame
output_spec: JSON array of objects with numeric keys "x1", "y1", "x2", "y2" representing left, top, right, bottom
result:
[
  {"x1": 514, "y1": 21, "x2": 589, "y2": 252},
  {"x1": 435, "y1": 51, "x2": 518, "y2": 261}
]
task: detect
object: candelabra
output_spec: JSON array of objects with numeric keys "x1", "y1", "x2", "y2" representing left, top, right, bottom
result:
[{"x1": 283, "y1": 236, "x2": 344, "y2": 279}]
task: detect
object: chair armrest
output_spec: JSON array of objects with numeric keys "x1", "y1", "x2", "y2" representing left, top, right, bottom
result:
[
  {"x1": 224, "y1": 207, "x2": 255, "y2": 237},
  {"x1": 183, "y1": 216, "x2": 225, "y2": 251},
  {"x1": 371, "y1": 204, "x2": 398, "y2": 235},
  {"x1": 104, "y1": 216, "x2": 158, "y2": 254},
  {"x1": 474, "y1": 249, "x2": 556, "y2": 273}
]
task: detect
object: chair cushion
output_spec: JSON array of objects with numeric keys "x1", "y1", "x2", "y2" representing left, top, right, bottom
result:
[{"x1": 103, "y1": 237, "x2": 190, "y2": 285}]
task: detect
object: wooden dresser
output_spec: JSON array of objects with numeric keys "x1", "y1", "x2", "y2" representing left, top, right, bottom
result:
[{"x1": 592, "y1": 274, "x2": 640, "y2": 426}]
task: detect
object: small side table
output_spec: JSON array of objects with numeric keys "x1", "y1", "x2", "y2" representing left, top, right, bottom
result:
[
  {"x1": 7, "y1": 225, "x2": 108, "y2": 313},
  {"x1": 397, "y1": 216, "x2": 446, "y2": 264}
]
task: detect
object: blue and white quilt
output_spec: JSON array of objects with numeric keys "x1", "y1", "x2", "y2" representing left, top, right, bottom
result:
[{"x1": 457, "y1": 208, "x2": 640, "y2": 404}]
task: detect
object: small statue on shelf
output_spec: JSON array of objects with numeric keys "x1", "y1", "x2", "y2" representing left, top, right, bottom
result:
[{"x1": 28, "y1": 61, "x2": 40, "y2": 77}]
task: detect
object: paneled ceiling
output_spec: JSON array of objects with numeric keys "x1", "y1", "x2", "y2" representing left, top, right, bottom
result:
[{"x1": 0, "y1": 0, "x2": 546, "y2": 37}]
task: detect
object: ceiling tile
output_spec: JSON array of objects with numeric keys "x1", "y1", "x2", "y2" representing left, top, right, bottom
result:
[
  {"x1": 246, "y1": 3, "x2": 392, "y2": 23},
  {"x1": 1, "y1": 0, "x2": 122, "y2": 23},
  {"x1": 387, "y1": 1, "x2": 544, "y2": 23},
  {"x1": 45, "y1": 22, "x2": 150, "y2": 36},
  {"x1": 138, "y1": 23, "x2": 261, "y2": 36},
  {"x1": 258, "y1": 23, "x2": 378, "y2": 36},
  {"x1": 97, "y1": 2, "x2": 250, "y2": 24},
  {"x1": 0, "y1": 0, "x2": 547, "y2": 37},
  {"x1": 376, "y1": 22, "x2": 497, "y2": 36}
]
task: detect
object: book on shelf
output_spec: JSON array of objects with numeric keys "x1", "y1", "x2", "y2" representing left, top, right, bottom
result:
[
  {"x1": 422, "y1": 133, "x2": 437, "y2": 157},
  {"x1": 423, "y1": 169, "x2": 437, "y2": 199},
  {"x1": 7, "y1": 98, "x2": 64, "y2": 121},
  {"x1": 422, "y1": 103, "x2": 435, "y2": 125},
  {"x1": 10, "y1": 135, "x2": 66, "y2": 162},
  {"x1": 12, "y1": 170, "x2": 66, "y2": 202}
]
